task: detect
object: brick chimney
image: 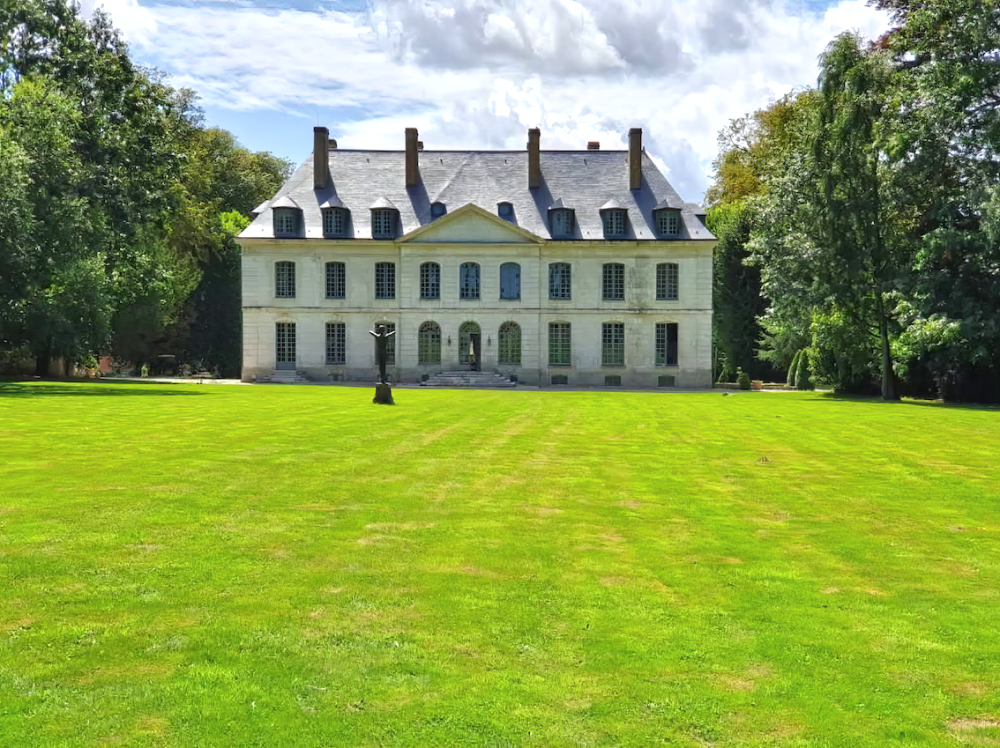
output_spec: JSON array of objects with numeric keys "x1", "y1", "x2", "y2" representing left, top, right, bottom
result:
[
  {"x1": 314, "y1": 126, "x2": 329, "y2": 190},
  {"x1": 587, "y1": 141, "x2": 600, "y2": 150},
  {"x1": 628, "y1": 128, "x2": 642, "y2": 190},
  {"x1": 405, "y1": 128, "x2": 419, "y2": 187},
  {"x1": 528, "y1": 128, "x2": 541, "y2": 189}
]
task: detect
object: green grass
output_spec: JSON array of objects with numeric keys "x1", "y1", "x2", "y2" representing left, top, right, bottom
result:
[{"x1": 1, "y1": 380, "x2": 999, "y2": 747}]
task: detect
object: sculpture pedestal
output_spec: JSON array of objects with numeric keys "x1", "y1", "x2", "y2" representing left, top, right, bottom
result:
[{"x1": 373, "y1": 383, "x2": 394, "y2": 405}]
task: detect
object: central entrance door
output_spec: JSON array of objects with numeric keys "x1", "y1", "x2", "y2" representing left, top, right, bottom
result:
[
  {"x1": 459, "y1": 321, "x2": 481, "y2": 371},
  {"x1": 275, "y1": 322, "x2": 296, "y2": 370}
]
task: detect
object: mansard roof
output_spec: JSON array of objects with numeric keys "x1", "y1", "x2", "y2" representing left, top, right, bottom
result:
[{"x1": 241, "y1": 148, "x2": 714, "y2": 242}]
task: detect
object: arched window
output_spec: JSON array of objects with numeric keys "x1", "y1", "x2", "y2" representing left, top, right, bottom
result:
[
  {"x1": 498, "y1": 322, "x2": 521, "y2": 365},
  {"x1": 459, "y1": 262, "x2": 480, "y2": 300},
  {"x1": 459, "y1": 321, "x2": 480, "y2": 365},
  {"x1": 418, "y1": 321, "x2": 441, "y2": 364},
  {"x1": 420, "y1": 262, "x2": 440, "y2": 300},
  {"x1": 500, "y1": 263, "x2": 520, "y2": 300},
  {"x1": 275, "y1": 261, "x2": 295, "y2": 298}
]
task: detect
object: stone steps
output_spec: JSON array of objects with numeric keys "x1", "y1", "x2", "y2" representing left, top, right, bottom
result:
[
  {"x1": 421, "y1": 370, "x2": 517, "y2": 388},
  {"x1": 262, "y1": 370, "x2": 308, "y2": 383}
]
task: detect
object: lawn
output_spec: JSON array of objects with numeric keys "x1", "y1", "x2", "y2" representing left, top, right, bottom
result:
[{"x1": 1, "y1": 380, "x2": 998, "y2": 747}]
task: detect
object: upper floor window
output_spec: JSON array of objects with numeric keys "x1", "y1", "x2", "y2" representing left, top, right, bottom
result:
[
  {"x1": 656, "y1": 263, "x2": 679, "y2": 301},
  {"x1": 497, "y1": 202, "x2": 514, "y2": 221},
  {"x1": 549, "y1": 262, "x2": 571, "y2": 300},
  {"x1": 325, "y1": 262, "x2": 345, "y2": 299},
  {"x1": 420, "y1": 262, "x2": 440, "y2": 300},
  {"x1": 371, "y1": 208, "x2": 397, "y2": 239},
  {"x1": 275, "y1": 261, "x2": 295, "y2": 298},
  {"x1": 655, "y1": 209, "x2": 680, "y2": 238},
  {"x1": 459, "y1": 262, "x2": 480, "y2": 300},
  {"x1": 601, "y1": 209, "x2": 627, "y2": 239},
  {"x1": 322, "y1": 207, "x2": 348, "y2": 237},
  {"x1": 273, "y1": 208, "x2": 298, "y2": 237},
  {"x1": 603, "y1": 263, "x2": 624, "y2": 301},
  {"x1": 500, "y1": 262, "x2": 520, "y2": 300},
  {"x1": 431, "y1": 202, "x2": 446, "y2": 219},
  {"x1": 549, "y1": 207, "x2": 574, "y2": 239},
  {"x1": 375, "y1": 262, "x2": 395, "y2": 299}
]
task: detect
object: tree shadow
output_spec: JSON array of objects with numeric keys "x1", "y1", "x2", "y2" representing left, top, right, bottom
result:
[
  {"x1": 0, "y1": 380, "x2": 207, "y2": 398},
  {"x1": 815, "y1": 391, "x2": 1000, "y2": 411}
]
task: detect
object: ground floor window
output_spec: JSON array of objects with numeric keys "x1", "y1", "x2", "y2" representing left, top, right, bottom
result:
[
  {"x1": 325, "y1": 322, "x2": 345, "y2": 365},
  {"x1": 602, "y1": 322, "x2": 624, "y2": 366},
  {"x1": 498, "y1": 321, "x2": 521, "y2": 365},
  {"x1": 656, "y1": 322, "x2": 678, "y2": 366},
  {"x1": 275, "y1": 322, "x2": 296, "y2": 369},
  {"x1": 418, "y1": 321, "x2": 441, "y2": 364},
  {"x1": 549, "y1": 322, "x2": 571, "y2": 366}
]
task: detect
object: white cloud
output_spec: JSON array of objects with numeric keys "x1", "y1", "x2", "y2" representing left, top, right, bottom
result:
[{"x1": 86, "y1": 0, "x2": 890, "y2": 200}]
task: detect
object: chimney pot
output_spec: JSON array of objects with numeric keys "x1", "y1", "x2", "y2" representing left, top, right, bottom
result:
[
  {"x1": 405, "y1": 128, "x2": 419, "y2": 187},
  {"x1": 628, "y1": 128, "x2": 642, "y2": 190},
  {"x1": 329, "y1": 138, "x2": 337, "y2": 149},
  {"x1": 587, "y1": 141, "x2": 600, "y2": 150},
  {"x1": 527, "y1": 128, "x2": 541, "y2": 189},
  {"x1": 314, "y1": 126, "x2": 329, "y2": 190}
]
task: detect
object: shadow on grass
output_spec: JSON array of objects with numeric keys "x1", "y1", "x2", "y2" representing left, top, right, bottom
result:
[
  {"x1": 0, "y1": 379, "x2": 206, "y2": 398},
  {"x1": 816, "y1": 391, "x2": 1000, "y2": 411}
]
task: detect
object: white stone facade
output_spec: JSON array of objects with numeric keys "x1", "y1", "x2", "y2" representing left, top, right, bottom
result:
[{"x1": 241, "y1": 207, "x2": 714, "y2": 386}]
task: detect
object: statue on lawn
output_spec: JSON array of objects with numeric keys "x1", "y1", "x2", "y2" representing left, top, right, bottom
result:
[{"x1": 369, "y1": 324, "x2": 396, "y2": 404}]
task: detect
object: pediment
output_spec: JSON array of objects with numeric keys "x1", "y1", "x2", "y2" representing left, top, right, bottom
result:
[{"x1": 400, "y1": 203, "x2": 542, "y2": 244}]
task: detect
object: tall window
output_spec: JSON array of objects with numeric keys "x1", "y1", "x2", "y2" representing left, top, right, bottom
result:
[
  {"x1": 375, "y1": 322, "x2": 396, "y2": 366},
  {"x1": 656, "y1": 323, "x2": 679, "y2": 366},
  {"x1": 420, "y1": 262, "x2": 440, "y2": 300},
  {"x1": 602, "y1": 209, "x2": 627, "y2": 238},
  {"x1": 602, "y1": 323, "x2": 625, "y2": 366},
  {"x1": 418, "y1": 321, "x2": 441, "y2": 364},
  {"x1": 656, "y1": 210, "x2": 680, "y2": 238},
  {"x1": 548, "y1": 263, "x2": 571, "y2": 300},
  {"x1": 325, "y1": 262, "x2": 345, "y2": 299},
  {"x1": 375, "y1": 262, "x2": 395, "y2": 300},
  {"x1": 549, "y1": 322, "x2": 571, "y2": 366},
  {"x1": 459, "y1": 262, "x2": 480, "y2": 300},
  {"x1": 498, "y1": 322, "x2": 521, "y2": 365},
  {"x1": 459, "y1": 321, "x2": 480, "y2": 364},
  {"x1": 322, "y1": 208, "x2": 347, "y2": 237},
  {"x1": 275, "y1": 322, "x2": 295, "y2": 369},
  {"x1": 325, "y1": 322, "x2": 345, "y2": 365},
  {"x1": 656, "y1": 263, "x2": 679, "y2": 301},
  {"x1": 603, "y1": 263, "x2": 624, "y2": 301},
  {"x1": 275, "y1": 261, "x2": 295, "y2": 298},
  {"x1": 371, "y1": 209, "x2": 396, "y2": 239},
  {"x1": 500, "y1": 263, "x2": 520, "y2": 300}
]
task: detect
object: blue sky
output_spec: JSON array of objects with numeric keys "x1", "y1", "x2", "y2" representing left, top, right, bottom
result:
[{"x1": 79, "y1": 0, "x2": 888, "y2": 201}]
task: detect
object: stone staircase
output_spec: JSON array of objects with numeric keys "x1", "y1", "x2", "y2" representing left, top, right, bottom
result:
[
  {"x1": 263, "y1": 369, "x2": 308, "y2": 383},
  {"x1": 421, "y1": 370, "x2": 517, "y2": 388}
]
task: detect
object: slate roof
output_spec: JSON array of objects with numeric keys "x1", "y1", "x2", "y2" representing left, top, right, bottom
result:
[{"x1": 240, "y1": 149, "x2": 714, "y2": 242}]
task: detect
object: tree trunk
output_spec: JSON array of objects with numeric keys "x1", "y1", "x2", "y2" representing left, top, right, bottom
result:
[{"x1": 876, "y1": 291, "x2": 898, "y2": 401}]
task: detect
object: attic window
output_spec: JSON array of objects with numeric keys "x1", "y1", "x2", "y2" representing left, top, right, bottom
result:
[
  {"x1": 371, "y1": 208, "x2": 397, "y2": 239},
  {"x1": 431, "y1": 202, "x2": 446, "y2": 219},
  {"x1": 601, "y1": 209, "x2": 627, "y2": 239},
  {"x1": 655, "y1": 209, "x2": 680, "y2": 238},
  {"x1": 273, "y1": 208, "x2": 298, "y2": 237},
  {"x1": 549, "y1": 208, "x2": 574, "y2": 239},
  {"x1": 322, "y1": 207, "x2": 348, "y2": 237},
  {"x1": 498, "y1": 202, "x2": 513, "y2": 221}
]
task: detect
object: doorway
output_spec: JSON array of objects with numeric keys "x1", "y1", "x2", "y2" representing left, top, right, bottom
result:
[{"x1": 275, "y1": 322, "x2": 296, "y2": 370}]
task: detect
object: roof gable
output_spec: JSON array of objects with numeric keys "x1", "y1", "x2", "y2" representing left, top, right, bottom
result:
[{"x1": 400, "y1": 203, "x2": 541, "y2": 244}]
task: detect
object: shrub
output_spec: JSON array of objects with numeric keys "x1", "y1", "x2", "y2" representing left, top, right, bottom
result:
[
  {"x1": 737, "y1": 368, "x2": 751, "y2": 390},
  {"x1": 796, "y1": 349, "x2": 813, "y2": 390},
  {"x1": 787, "y1": 349, "x2": 801, "y2": 387}
]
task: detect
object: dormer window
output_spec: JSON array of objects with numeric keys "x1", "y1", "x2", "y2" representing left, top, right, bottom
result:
[
  {"x1": 599, "y1": 200, "x2": 628, "y2": 239},
  {"x1": 654, "y1": 208, "x2": 681, "y2": 238},
  {"x1": 270, "y1": 196, "x2": 301, "y2": 237},
  {"x1": 431, "y1": 202, "x2": 446, "y2": 219},
  {"x1": 322, "y1": 207, "x2": 348, "y2": 237},
  {"x1": 549, "y1": 201, "x2": 574, "y2": 239},
  {"x1": 497, "y1": 202, "x2": 514, "y2": 221},
  {"x1": 370, "y1": 197, "x2": 399, "y2": 239}
]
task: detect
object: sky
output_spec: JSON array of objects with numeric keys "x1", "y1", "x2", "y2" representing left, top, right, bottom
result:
[{"x1": 77, "y1": 0, "x2": 889, "y2": 202}]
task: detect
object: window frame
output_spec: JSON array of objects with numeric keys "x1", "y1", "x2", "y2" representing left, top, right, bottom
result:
[
  {"x1": 499, "y1": 262, "x2": 520, "y2": 300},
  {"x1": 375, "y1": 262, "x2": 396, "y2": 300},
  {"x1": 602, "y1": 322, "x2": 625, "y2": 367},
  {"x1": 273, "y1": 208, "x2": 298, "y2": 237},
  {"x1": 325, "y1": 322, "x2": 346, "y2": 365},
  {"x1": 548, "y1": 262, "x2": 571, "y2": 300},
  {"x1": 550, "y1": 208, "x2": 575, "y2": 239},
  {"x1": 498, "y1": 321, "x2": 521, "y2": 365},
  {"x1": 322, "y1": 207, "x2": 348, "y2": 237},
  {"x1": 656, "y1": 262, "x2": 679, "y2": 301},
  {"x1": 419, "y1": 262, "x2": 440, "y2": 300},
  {"x1": 602, "y1": 263, "x2": 625, "y2": 301},
  {"x1": 418, "y1": 321, "x2": 441, "y2": 364},
  {"x1": 459, "y1": 262, "x2": 481, "y2": 300},
  {"x1": 655, "y1": 322, "x2": 679, "y2": 367},
  {"x1": 601, "y1": 209, "x2": 627, "y2": 239},
  {"x1": 371, "y1": 208, "x2": 397, "y2": 239},
  {"x1": 548, "y1": 322, "x2": 572, "y2": 366},
  {"x1": 325, "y1": 261, "x2": 345, "y2": 299},
  {"x1": 655, "y1": 209, "x2": 680, "y2": 238},
  {"x1": 275, "y1": 261, "x2": 296, "y2": 299}
]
